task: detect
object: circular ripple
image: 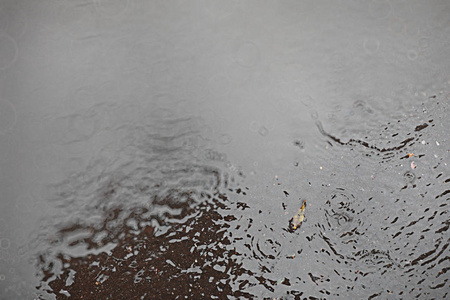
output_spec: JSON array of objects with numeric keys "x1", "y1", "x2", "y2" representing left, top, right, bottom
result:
[
  {"x1": 321, "y1": 189, "x2": 367, "y2": 244},
  {"x1": 298, "y1": 94, "x2": 315, "y2": 109},
  {"x1": 218, "y1": 133, "x2": 232, "y2": 145},
  {"x1": 363, "y1": 38, "x2": 380, "y2": 55},
  {"x1": 0, "y1": 238, "x2": 11, "y2": 250},
  {"x1": 258, "y1": 126, "x2": 269, "y2": 136},
  {"x1": 0, "y1": 34, "x2": 18, "y2": 70},
  {"x1": 249, "y1": 120, "x2": 259, "y2": 132},
  {"x1": 353, "y1": 99, "x2": 374, "y2": 114},
  {"x1": 407, "y1": 49, "x2": 418, "y2": 61},
  {"x1": 403, "y1": 171, "x2": 416, "y2": 183},
  {"x1": 250, "y1": 232, "x2": 282, "y2": 264},
  {"x1": 353, "y1": 248, "x2": 398, "y2": 274}
]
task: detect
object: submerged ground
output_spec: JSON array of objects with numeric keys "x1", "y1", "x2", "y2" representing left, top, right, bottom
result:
[{"x1": 0, "y1": 0, "x2": 449, "y2": 299}]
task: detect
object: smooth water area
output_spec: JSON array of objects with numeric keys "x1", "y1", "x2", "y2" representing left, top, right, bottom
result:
[{"x1": 0, "y1": 1, "x2": 449, "y2": 299}]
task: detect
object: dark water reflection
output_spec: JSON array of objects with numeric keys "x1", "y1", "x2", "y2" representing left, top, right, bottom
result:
[
  {"x1": 27, "y1": 98, "x2": 449, "y2": 299},
  {"x1": 31, "y1": 116, "x2": 251, "y2": 298}
]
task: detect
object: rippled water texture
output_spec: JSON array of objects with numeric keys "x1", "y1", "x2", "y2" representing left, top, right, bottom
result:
[
  {"x1": 26, "y1": 96, "x2": 449, "y2": 298},
  {"x1": 0, "y1": 1, "x2": 449, "y2": 299},
  {"x1": 27, "y1": 97, "x2": 449, "y2": 300},
  {"x1": 32, "y1": 116, "x2": 251, "y2": 299}
]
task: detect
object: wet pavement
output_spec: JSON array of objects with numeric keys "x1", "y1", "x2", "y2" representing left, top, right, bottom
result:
[{"x1": 0, "y1": 0, "x2": 449, "y2": 299}]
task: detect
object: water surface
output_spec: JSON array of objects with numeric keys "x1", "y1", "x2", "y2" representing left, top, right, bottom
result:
[{"x1": 0, "y1": 0, "x2": 449, "y2": 299}]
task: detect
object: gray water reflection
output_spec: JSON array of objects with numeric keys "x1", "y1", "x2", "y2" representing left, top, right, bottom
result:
[{"x1": 0, "y1": 0, "x2": 449, "y2": 299}]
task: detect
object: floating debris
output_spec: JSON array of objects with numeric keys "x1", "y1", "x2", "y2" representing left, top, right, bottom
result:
[{"x1": 291, "y1": 200, "x2": 307, "y2": 230}]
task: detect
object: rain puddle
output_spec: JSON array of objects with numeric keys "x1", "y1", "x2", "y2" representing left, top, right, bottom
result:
[
  {"x1": 15, "y1": 96, "x2": 446, "y2": 299},
  {"x1": 0, "y1": 1, "x2": 449, "y2": 299}
]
